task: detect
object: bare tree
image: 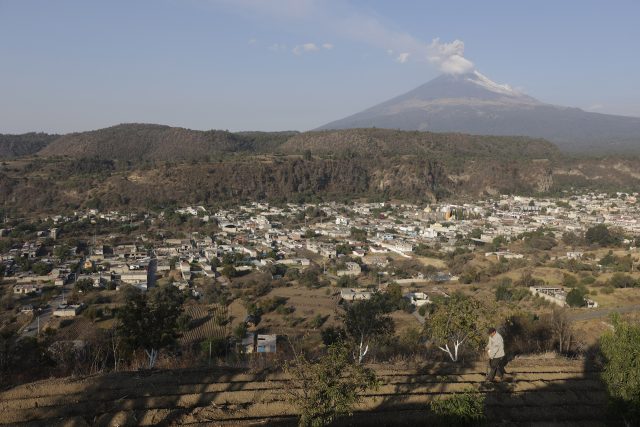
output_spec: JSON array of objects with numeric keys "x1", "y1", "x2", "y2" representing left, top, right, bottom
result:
[{"x1": 550, "y1": 309, "x2": 573, "y2": 354}]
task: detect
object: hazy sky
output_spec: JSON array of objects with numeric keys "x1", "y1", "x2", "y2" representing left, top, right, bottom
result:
[{"x1": 2, "y1": 0, "x2": 640, "y2": 133}]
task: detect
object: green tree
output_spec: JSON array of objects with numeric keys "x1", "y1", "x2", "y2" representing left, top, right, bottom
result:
[
  {"x1": 565, "y1": 287, "x2": 586, "y2": 307},
  {"x1": 424, "y1": 293, "x2": 488, "y2": 362},
  {"x1": 117, "y1": 285, "x2": 184, "y2": 368},
  {"x1": 31, "y1": 261, "x2": 52, "y2": 276},
  {"x1": 284, "y1": 343, "x2": 378, "y2": 427},
  {"x1": 600, "y1": 314, "x2": 640, "y2": 424},
  {"x1": 53, "y1": 244, "x2": 70, "y2": 261},
  {"x1": 341, "y1": 294, "x2": 394, "y2": 363},
  {"x1": 585, "y1": 224, "x2": 617, "y2": 247}
]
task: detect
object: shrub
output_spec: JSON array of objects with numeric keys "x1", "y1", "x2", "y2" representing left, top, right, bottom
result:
[
  {"x1": 562, "y1": 273, "x2": 578, "y2": 288},
  {"x1": 284, "y1": 343, "x2": 378, "y2": 427},
  {"x1": 430, "y1": 388, "x2": 486, "y2": 426},
  {"x1": 495, "y1": 284, "x2": 513, "y2": 301},
  {"x1": 418, "y1": 305, "x2": 428, "y2": 316},
  {"x1": 608, "y1": 273, "x2": 637, "y2": 289},
  {"x1": 580, "y1": 275, "x2": 596, "y2": 285},
  {"x1": 600, "y1": 315, "x2": 640, "y2": 424},
  {"x1": 601, "y1": 287, "x2": 614, "y2": 295}
]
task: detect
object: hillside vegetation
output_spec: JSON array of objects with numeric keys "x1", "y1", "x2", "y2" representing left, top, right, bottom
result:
[
  {"x1": 280, "y1": 128, "x2": 559, "y2": 160},
  {"x1": 0, "y1": 133, "x2": 58, "y2": 159},
  {"x1": 36, "y1": 124, "x2": 297, "y2": 162},
  {"x1": 0, "y1": 124, "x2": 639, "y2": 214}
]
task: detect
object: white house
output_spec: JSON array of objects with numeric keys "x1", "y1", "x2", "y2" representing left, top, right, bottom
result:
[
  {"x1": 340, "y1": 288, "x2": 374, "y2": 301},
  {"x1": 257, "y1": 334, "x2": 277, "y2": 353},
  {"x1": 404, "y1": 291, "x2": 431, "y2": 307}
]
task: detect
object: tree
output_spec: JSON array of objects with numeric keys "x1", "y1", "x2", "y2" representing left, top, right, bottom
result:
[
  {"x1": 600, "y1": 314, "x2": 640, "y2": 425},
  {"x1": 117, "y1": 285, "x2": 184, "y2": 368},
  {"x1": 609, "y1": 273, "x2": 637, "y2": 289},
  {"x1": 221, "y1": 265, "x2": 237, "y2": 278},
  {"x1": 341, "y1": 294, "x2": 394, "y2": 363},
  {"x1": 566, "y1": 287, "x2": 586, "y2": 307},
  {"x1": 424, "y1": 293, "x2": 488, "y2": 362},
  {"x1": 32, "y1": 261, "x2": 52, "y2": 276},
  {"x1": 585, "y1": 224, "x2": 617, "y2": 247},
  {"x1": 53, "y1": 244, "x2": 70, "y2": 261},
  {"x1": 284, "y1": 342, "x2": 378, "y2": 427},
  {"x1": 549, "y1": 309, "x2": 573, "y2": 354}
]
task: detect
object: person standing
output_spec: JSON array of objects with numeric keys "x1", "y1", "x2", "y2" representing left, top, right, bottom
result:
[{"x1": 486, "y1": 327, "x2": 505, "y2": 382}]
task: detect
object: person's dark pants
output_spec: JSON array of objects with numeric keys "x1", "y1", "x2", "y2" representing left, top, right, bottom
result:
[{"x1": 486, "y1": 356, "x2": 505, "y2": 381}]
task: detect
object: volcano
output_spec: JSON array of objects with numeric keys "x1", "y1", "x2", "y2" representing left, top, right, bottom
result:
[{"x1": 318, "y1": 71, "x2": 640, "y2": 153}]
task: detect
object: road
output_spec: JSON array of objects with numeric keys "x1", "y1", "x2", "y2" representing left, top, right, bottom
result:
[
  {"x1": 21, "y1": 289, "x2": 64, "y2": 338},
  {"x1": 569, "y1": 304, "x2": 640, "y2": 322},
  {"x1": 20, "y1": 259, "x2": 82, "y2": 338}
]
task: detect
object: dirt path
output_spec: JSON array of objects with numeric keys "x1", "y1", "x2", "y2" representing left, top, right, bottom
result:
[{"x1": 569, "y1": 304, "x2": 640, "y2": 321}]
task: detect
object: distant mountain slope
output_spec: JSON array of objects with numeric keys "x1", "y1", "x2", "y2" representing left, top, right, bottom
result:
[
  {"x1": 279, "y1": 128, "x2": 559, "y2": 160},
  {"x1": 318, "y1": 71, "x2": 640, "y2": 153},
  {"x1": 0, "y1": 132, "x2": 58, "y2": 159},
  {"x1": 38, "y1": 123, "x2": 297, "y2": 162}
]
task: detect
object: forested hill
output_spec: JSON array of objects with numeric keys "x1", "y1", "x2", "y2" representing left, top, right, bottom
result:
[
  {"x1": 0, "y1": 132, "x2": 58, "y2": 158},
  {"x1": 36, "y1": 124, "x2": 298, "y2": 162},
  {"x1": 279, "y1": 129, "x2": 560, "y2": 160},
  {"x1": 25, "y1": 123, "x2": 560, "y2": 163},
  {"x1": 1, "y1": 123, "x2": 640, "y2": 214}
]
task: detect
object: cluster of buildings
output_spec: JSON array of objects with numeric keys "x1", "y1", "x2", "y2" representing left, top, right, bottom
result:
[{"x1": 3, "y1": 191, "x2": 638, "y2": 339}]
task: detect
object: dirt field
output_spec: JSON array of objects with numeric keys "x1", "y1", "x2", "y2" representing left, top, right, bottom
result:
[{"x1": 0, "y1": 356, "x2": 607, "y2": 426}]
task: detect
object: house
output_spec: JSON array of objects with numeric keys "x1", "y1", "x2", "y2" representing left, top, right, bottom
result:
[
  {"x1": 306, "y1": 241, "x2": 337, "y2": 259},
  {"x1": 340, "y1": 288, "x2": 374, "y2": 301},
  {"x1": 485, "y1": 251, "x2": 524, "y2": 260},
  {"x1": 567, "y1": 252, "x2": 584, "y2": 260},
  {"x1": 586, "y1": 298, "x2": 599, "y2": 308},
  {"x1": 337, "y1": 262, "x2": 361, "y2": 277},
  {"x1": 529, "y1": 286, "x2": 567, "y2": 307},
  {"x1": 257, "y1": 334, "x2": 277, "y2": 353},
  {"x1": 20, "y1": 304, "x2": 34, "y2": 313},
  {"x1": 119, "y1": 271, "x2": 149, "y2": 284},
  {"x1": 13, "y1": 284, "x2": 41, "y2": 295},
  {"x1": 53, "y1": 304, "x2": 82, "y2": 317},
  {"x1": 404, "y1": 292, "x2": 431, "y2": 307}
]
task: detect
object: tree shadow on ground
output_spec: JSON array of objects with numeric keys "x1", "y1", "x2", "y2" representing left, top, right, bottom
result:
[
  {"x1": 0, "y1": 346, "x2": 633, "y2": 427},
  {"x1": 339, "y1": 347, "x2": 613, "y2": 426}
]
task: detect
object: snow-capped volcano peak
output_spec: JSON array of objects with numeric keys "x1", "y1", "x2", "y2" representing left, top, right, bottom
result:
[{"x1": 467, "y1": 71, "x2": 519, "y2": 96}]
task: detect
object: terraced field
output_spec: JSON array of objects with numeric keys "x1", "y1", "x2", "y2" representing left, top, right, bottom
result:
[
  {"x1": 180, "y1": 304, "x2": 229, "y2": 346},
  {"x1": 0, "y1": 356, "x2": 607, "y2": 426}
]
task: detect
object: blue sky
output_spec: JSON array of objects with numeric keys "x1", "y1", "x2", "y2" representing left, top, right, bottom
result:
[{"x1": 1, "y1": 0, "x2": 640, "y2": 133}]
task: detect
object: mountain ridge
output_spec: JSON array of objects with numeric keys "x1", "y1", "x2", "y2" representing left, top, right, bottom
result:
[{"x1": 318, "y1": 72, "x2": 640, "y2": 153}]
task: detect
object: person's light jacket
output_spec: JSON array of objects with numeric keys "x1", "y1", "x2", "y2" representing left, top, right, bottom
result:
[{"x1": 487, "y1": 332, "x2": 505, "y2": 359}]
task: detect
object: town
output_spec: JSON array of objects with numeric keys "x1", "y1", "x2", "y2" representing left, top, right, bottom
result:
[{"x1": 2, "y1": 190, "x2": 639, "y2": 372}]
